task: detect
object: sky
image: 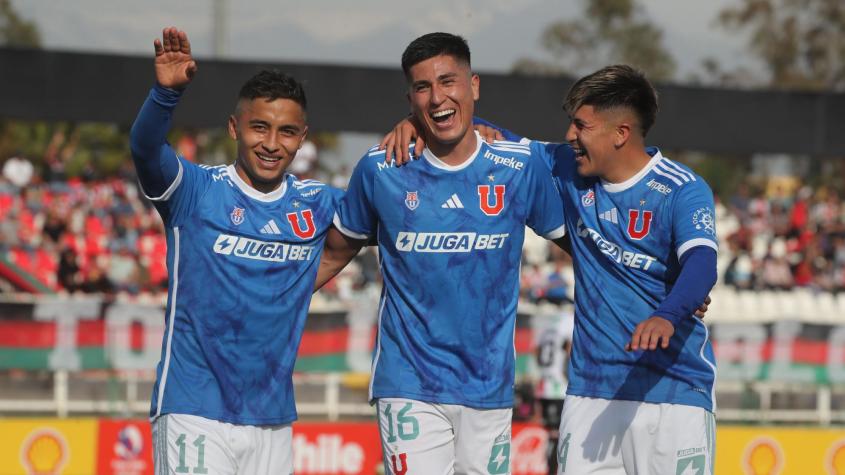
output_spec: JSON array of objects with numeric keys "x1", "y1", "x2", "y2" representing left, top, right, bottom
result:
[{"x1": 12, "y1": 0, "x2": 758, "y2": 81}]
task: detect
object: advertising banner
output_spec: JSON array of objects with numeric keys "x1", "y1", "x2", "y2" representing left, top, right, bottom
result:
[
  {"x1": 0, "y1": 418, "x2": 97, "y2": 475},
  {"x1": 2, "y1": 419, "x2": 843, "y2": 474},
  {"x1": 96, "y1": 419, "x2": 154, "y2": 475},
  {"x1": 717, "y1": 426, "x2": 845, "y2": 475}
]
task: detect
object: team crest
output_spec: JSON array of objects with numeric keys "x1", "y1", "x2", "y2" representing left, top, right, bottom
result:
[
  {"x1": 478, "y1": 184, "x2": 505, "y2": 216},
  {"x1": 230, "y1": 207, "x2": 245, "y2": 225},
  {"x1": 286, "y1": 209, "x2": 316, "y2": 239},
  {"x1": 627, "y1": 209, "x2": 653, "y2": 240},
  {"x1": 405, "y1": 191, "x2": 419, "y2": 211},
  {"x1": 581, "y1": 190, "x2": 595, "y2": 207},
  {"x1": 692, "y1": 207, "x2": 715, "y2": 236}
]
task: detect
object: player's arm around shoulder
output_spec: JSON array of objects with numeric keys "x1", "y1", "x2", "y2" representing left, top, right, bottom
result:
[{"x1": 313, "y1": 151, "x2": 379, "y2": 291}]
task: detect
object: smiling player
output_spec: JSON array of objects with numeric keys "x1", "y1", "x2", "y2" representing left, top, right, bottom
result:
[
  {"x1": 130, "y1": 27, "x2": 341, "y2": 474},
  {"x1": 384, "y1": 64, "x2": 718, "y2": 475},
  {"x1": 315, "y1": 32, "x2": 567, "y2": 474}
]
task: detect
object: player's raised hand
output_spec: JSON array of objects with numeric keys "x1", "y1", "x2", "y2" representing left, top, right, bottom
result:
[
  {"x1": 153, "y1": 27, "x2": 198, "y2": 89},
  {"x1": 380, "y1": 117, "x2": 424, "y2": 166},
  {"x1": 625, "y1": 316, "x2": 674, "y2": 351}
]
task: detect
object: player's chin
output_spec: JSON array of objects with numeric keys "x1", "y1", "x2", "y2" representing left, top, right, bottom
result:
[{"x1": 575, "y1": 159, "x2": 594, "y2": 176}]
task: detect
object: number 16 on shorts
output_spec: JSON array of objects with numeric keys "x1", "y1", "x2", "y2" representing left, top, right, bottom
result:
[{"x1": 378, "y1": 399, "x2": 421, "y2": 474}]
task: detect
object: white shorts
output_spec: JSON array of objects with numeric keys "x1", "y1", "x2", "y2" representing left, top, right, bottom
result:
[
  {"x1": 151, "y1": 414, "x2": 292, "y2": 475},
  {"x1": 557, "y1": 396, "x2": 715, "y2": 475},
  {"x1": 377, "y1": 398, "x2": 513, "y2": 475}
]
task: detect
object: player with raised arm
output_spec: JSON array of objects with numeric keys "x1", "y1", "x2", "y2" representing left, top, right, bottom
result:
[
  {"x1": 315, "y1": 32, "x2": 567, "y2": 474},
  {"x1": 130, "y1": 27, "x2": 341, "y2": 474},
  {"x1": 385, "y1": 65, "x2": 718, "y2": 475}
]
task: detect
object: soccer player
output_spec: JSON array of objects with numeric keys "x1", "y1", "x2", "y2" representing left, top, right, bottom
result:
[
  {"x1": 315, "y1": 32, "x2": 567, "y2": 474},
  {"x1": 130, "y1": 27, "x2": 340, "y2": 474},
  {"x1": 533, "y1": 308, "x2": 573, "y2": 475},
  {"x1": 386, "y1": 65, "x2": 718, "y2": 475}
]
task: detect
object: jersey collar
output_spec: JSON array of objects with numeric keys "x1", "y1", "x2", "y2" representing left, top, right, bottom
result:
[
  {"x1": 227, "y1": 164, "x2": 289, "y2": 202},
  {"x1": 600, "y1": 147, "x2": 662, "y2": 193},
  {"x1": 421, "y1": 131, "x2": 483, "y2": 172}
]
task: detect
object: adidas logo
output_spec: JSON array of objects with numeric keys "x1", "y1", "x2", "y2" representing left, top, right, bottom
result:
[
  {"x1": 441, "y1": 194, "x2": 464, "y2": 209},
  {"x1": 260, "y1": 219, "x2": 282, "y2": 235},
  {"x1": 599, "y1": 208, "x2": 618, "y2": 224}
]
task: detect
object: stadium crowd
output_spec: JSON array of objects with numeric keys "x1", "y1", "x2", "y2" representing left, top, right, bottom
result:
[
  {"x1": 719, "y1": 183, "x2": 845, "y2": 293},
  {"x1": 1, "y1": 151, "x2": 843, "y2": 297}
]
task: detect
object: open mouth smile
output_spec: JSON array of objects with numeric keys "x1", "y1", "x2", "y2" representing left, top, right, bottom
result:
[
  {"x1": 256, "y1": 153, "x2": 282, "y2": 163},
  {"x1": 430, "y1": 109, "x2": 456, "y2": 123}
]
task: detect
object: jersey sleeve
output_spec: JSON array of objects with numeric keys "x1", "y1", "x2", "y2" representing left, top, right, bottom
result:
[
  {"x1": 333, "y1": 154, "x2": 378, "y2": 239},
  {"x1": 327, "y1": 186, "x2": 345, "y2": 209},
  {"x1": 525, "y1": 155, "x2": 566, "y2": 240},
  {"x1": 129, "y1": 85, "x2": 209, "y2": 226},
  {"x1": 673, "y1": 179, "x2": 719, "y2": 259}
]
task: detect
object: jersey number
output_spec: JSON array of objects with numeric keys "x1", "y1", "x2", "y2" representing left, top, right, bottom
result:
[
  {"x1": 174, "y1": 433, "x2": 208, "y2": 474},
  {"x1": 383, "y1": 402, "x2": 420, "y2": 443},
  {"x1": 558, "y1": 433, "x2": 571, "y2": 472}
]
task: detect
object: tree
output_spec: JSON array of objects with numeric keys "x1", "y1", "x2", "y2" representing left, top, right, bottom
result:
[
  {"x1": 512, "y1": 0, "x2": 676, "y2": 81},
  {"x1": 0, "y1": 0, "x2": 40, "y2": 47},
  {"x1": 716, "y1": 0, "x2": 845, "y2": 91}
]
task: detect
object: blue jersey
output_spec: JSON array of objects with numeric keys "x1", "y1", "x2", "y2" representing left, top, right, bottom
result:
[
  {"x1": 335, "y1": 135, "x2": 566, "y2": 409},
  {"x1": 533, "y1": 142, "x2": 718, "y2": 411},
  {"x1": 146, "y1": 161, "x2": 341, "y2": 425}
]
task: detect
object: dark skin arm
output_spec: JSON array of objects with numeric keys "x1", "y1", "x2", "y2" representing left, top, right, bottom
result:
[{"x1": 314, "y1": 227, "x2": 367, "y2": 291}]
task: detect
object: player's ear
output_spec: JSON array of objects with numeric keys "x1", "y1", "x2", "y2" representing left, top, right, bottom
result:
[
  {"x1": 614, "y1": 122, "x2": 632, "y2": 148},
  {"x1": 471, "y1": 73, "x2": 480, "y2": 101},
  {"x1": 227, "y1": 115, "x2": 238, "y2": 140}
]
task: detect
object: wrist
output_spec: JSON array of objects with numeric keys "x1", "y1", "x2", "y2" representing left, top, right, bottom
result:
[
  {"x1": 651, "y1": 312, "x2": 681, "y2": 327},
  {"x1": 152, "y1": 83, "x2": 184, "y2": 107}
]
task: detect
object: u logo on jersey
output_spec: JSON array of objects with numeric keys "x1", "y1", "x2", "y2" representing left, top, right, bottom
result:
[
  {"x1": 391, "y1": 453, "x2": 408, "y2": 475},
  {"x1": 286, "y1": 209, "x2": 316, "y2": 239},
  {"x1": 627, "y1": 209, "x2": 653, "y2": 240},
  {"x1": 478, "y1": 185, "x2": 505, "y2": 216}
]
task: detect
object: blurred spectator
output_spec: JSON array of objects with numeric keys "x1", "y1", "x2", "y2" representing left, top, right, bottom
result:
[
  {"x1": 176, "y1": 131, "x2": 198, "y2": 163},
  {"x1": 289, "y1": 140, "x2": 318, "y2": 179},
  {"x1": 57, "y1": 248, "x2": 80, "y2": 292},
  {"x1": 2, "y1": 155, "x2": 34, "y2": 188},
  {"x1": 107, "y1": 246, "x2": 141, "y2": 294},
  {"x1": 79, "y1": 263, "x2": 113, "y2": 294},
  {"x1": 719, "y1": 180, "x2": 844, "y2": 292}
]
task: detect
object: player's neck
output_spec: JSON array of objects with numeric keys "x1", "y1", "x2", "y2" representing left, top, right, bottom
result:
[
  {"x1": 601, "y1": 148, "x2": 653, "y2": 184},
  {"x1": 234, "y1": 162, "x2": 284, "y2": 194},
  {"x1": 426, "y1": 130, "x2": 478, "y2": 167}
]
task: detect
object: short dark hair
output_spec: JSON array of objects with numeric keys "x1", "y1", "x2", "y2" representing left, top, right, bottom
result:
[
  {"x1": 564, "y1": 65, "x2": 658, "y2": 136},
  {"x1": 401, "y1": 32, "x2": 471, "y2": 80},
  {"x1": 238, "y1": 70, "x2": 307, "y2": 111}
]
